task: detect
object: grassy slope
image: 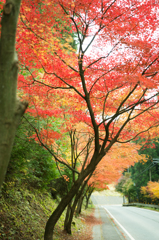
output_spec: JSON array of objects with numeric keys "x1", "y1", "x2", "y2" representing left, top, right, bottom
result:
[{"x1": 0, "y1": 183, "x2": 93, "y2": 240}]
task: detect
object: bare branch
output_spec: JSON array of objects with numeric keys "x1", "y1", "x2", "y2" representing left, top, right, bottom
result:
[{"x1": 23, "y1": 116, "x2": 79, "y2": 174}]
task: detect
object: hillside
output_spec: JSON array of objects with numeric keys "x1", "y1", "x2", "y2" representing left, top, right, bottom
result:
[{"x1": 0, "y1": 183, "x2": 93, "y2": 240}]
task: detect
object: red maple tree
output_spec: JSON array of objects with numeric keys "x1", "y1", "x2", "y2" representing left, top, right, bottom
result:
[
  {"x1": 1, "y1": 0, "x2": 159, "y2": 239},
  {"x1": 15, "y1": 1, "x2": 159, "y2": 239}
]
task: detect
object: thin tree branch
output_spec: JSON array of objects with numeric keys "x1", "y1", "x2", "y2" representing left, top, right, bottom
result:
[{"x1": 23, "y1": 116, "x2": 79, "y2": 174}]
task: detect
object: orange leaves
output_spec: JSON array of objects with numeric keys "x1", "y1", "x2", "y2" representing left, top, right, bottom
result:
[{"x1": 88, "y1": 142, "x2": 146, "y2": 190}]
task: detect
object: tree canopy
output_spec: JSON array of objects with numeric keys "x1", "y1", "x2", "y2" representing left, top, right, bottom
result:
[{"x1": 15, "y1": 0, "x2": 159, "y2": 177}]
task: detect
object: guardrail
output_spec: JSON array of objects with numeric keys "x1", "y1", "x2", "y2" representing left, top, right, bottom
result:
[{"x1": 123, "y1": 202, "x2": 159, "y2": 209}]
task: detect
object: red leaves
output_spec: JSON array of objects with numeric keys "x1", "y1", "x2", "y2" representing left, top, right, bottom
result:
[
  {"x1": 14, "y1": 0, "x2": 159, "y2": 151},
  {"x1": 31, "y1": 128, "x2": 62, "y2": 146}
]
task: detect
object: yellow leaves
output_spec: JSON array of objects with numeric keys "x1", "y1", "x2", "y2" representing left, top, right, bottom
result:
[
  {"x1": 24, "y1": 7, "x2": 31, "y2": 12},
  {"x1": 141, "y1": 181, "x2": 159, "y2": 199},
  {"x1": 141, "y1": 186, "x2": 147, "y2": 195},
  {"x1": 140, "y1": 154, "x2": 147, "y2": 163},
  {"x1": 65, "y1": 36, "x2": 73, "y2": 43},
  {"x1": 70, "y1": 1, "x2": 75, "y2": 7}
]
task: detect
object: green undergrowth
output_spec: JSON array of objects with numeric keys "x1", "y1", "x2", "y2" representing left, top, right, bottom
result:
[{"x1": 0, "y1": 183, "x2": 92, "y2": 240}]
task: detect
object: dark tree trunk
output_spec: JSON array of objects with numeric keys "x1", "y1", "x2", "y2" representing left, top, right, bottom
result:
[
  {"x1": 76, "y1": 195, "x2": 84, "y2": 215},
  {"x1": 85, "y1": 189, "x2": 94, "y2": 209},
  {"x1": 64, "y1": 183, "x2": 85, "y2": 234},
  {"x1": 44, "y1": 151, "x2": 103, "y2": 240},
  {"x1": 44, "y1": 166, "x2": 93, "y2": 239},
  {"x1": 64, "y1": 201, "x2": 73, "y2": 234},
  {"x1": 85, "y1": 196, "x2": 89, "y2": 209},
  {"x1": 85, "y1": 195, "x2": 90, "y2": 209},
  {"x1": 44, "y1": 181, "x2": 81, "y2": 240},
  {"x1": 64, "y1": 201, "x2": 75, "y2": 234},
  {"x1": 64, "y1": 174, "x2": 94, "y2": 234}
]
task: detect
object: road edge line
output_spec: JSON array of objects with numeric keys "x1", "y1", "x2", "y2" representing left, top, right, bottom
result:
[{"x1": 104, "y1": 207, "x2": 135, "y2": 240}]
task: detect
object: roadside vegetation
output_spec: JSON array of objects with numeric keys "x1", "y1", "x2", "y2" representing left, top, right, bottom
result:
[
  {"x1": 134, "y1": 205, "x2": 159, "y2": 212},
  {"x1": 0, "y1": 182, "x2": 94, "y2": 240},
  {"x1": 115, "y1": 138, "x2": 159, "y2": 205},
  {"x1": 0, "y1": 120, "x2": 95, "y2": 239}
]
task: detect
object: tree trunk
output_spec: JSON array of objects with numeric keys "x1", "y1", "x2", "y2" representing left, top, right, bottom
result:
[
  {"x1": 44, "y1": 180, "x2": 82, "y2": 240},
  {"x1": 76, "y1": 195, "x2": 84, "y2": 215},
  {"x1": 64, "y1": 201, "x2": 73, "y2": 234},
  {"x1": 44, "y1": 161, "x2": 97, "y2": 240},
  {"x1": 64, "y1": 202, "x2": 74, "y2": 234},
  {"x1": 64, "y1": 190, "x2": 82, "y2": 234},
  {"x1": 64, "y1": 190, "x2": 83, "y2": 234},
  {"x1": 85, "y1": 197, "x2": 89, "y2": 209},
  {"x1": 85, "y1": 188, "x2": 94, "y2": 209},
  {"x1": 0, "y1": 0, "x2": 28, "y2": 189},
  {"x1": 64, "y1": 176, "x2": 92, "y2": 234}
]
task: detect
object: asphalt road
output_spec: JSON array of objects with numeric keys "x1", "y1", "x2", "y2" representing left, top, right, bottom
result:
[
  {"x1": 91, "y1": 194, "x2": 159, "y2": 240},
  {"x1": 104, "y1": 205, "x2": 159, "y2": 240},
  {"x1": 91, "y1": 195, "x2": 123, "y2": 205}
]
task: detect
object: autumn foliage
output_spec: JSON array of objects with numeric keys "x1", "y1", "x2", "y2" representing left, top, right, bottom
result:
[
  {"x1": 88, "y1": 142, "x2": 146, "y2": 190},
  {"x1": 14, "y1": 2, "x2": 159, "y2": 237},
  {"x1": 141, "y1": 181, "x2": 159, "y2": 200},
  {"x1": 1, "y1": 0, "x2": 159, "y2": 239},
  {"x1": 15, "y1": 0, "x2": 159, "y2": 149}
]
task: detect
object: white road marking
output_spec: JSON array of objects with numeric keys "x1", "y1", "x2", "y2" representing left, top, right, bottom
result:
[{"x1": 104, "y1": 207, "x2": 135, "y2": 240}]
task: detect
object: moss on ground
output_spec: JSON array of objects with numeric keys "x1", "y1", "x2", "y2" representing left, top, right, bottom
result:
[{"x1": 0, "y1": 183, "x2": 93, "y2": 240}]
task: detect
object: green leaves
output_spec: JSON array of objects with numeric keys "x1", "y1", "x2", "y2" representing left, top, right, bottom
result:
[
  {"x1": 116, "y1": 172, "x2": 136, "y2": 199},
  {"x1": 5, "y1": 115, "x2": 59, "y2": 190}
]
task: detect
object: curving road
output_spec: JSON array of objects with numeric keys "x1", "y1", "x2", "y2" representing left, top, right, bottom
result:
[
  {"x1": 91, "y1": 194, "x2": 159, "y2": 240},
  {"x1": 104, "y1": 205, "x2": 159, "y2": 240}
]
